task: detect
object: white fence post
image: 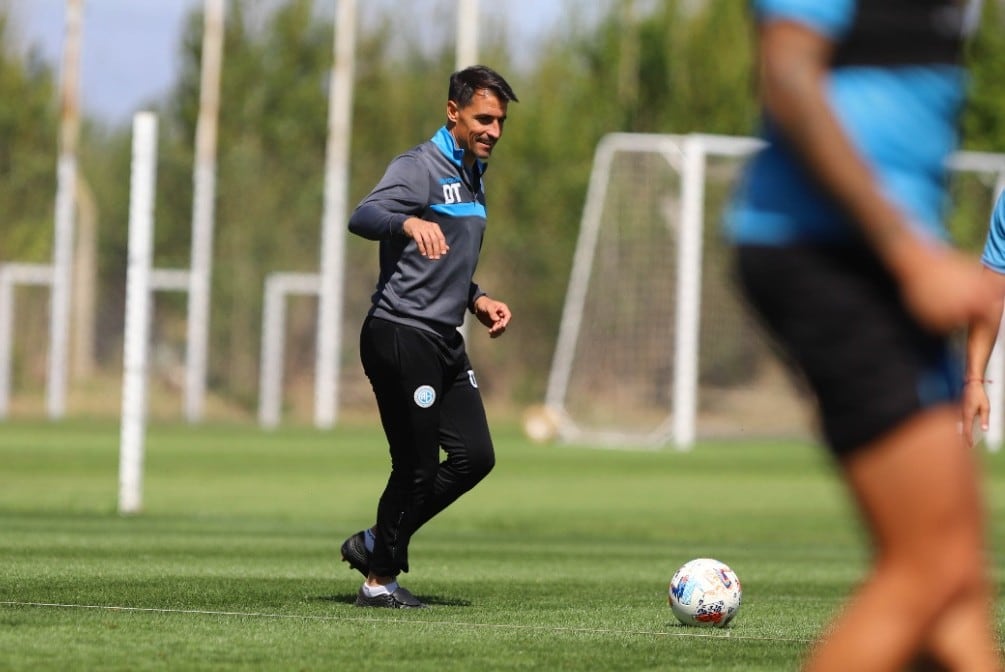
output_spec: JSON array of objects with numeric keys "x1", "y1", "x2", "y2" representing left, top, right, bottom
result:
[
  {"x1": 315, "y1": 0, "x2": 357, "y2": 429},
  {"x1": 119, "y1": 112, "x2": 159, "y2": 515}
]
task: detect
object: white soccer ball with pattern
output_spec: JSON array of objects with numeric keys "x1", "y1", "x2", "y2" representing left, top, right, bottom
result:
[{"x1": 668, "y1": 558, "x2": 742, "y2": 627}]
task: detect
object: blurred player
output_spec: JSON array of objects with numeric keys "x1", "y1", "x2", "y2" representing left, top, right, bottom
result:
[
  {"x1": 725, "y1": 1, "x2": 1001, "y2": 670},
  {"x1": 963, "y1": 190, "x2": 1005, "y2": 446},
  {"x1": 341, "y1": 65, "x2": 517, "y2": 609}
]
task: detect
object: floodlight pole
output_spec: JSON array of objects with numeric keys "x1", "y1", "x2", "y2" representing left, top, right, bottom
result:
[
  {"x1": 315, "y1": 0, "x2": 357, "y2": 429},
  {"x1": 46, "y1": 0, "x2": 84, "y2": 419},
  {"x1": 184, "y1": 0, "x2": 225, "y2": 423}
]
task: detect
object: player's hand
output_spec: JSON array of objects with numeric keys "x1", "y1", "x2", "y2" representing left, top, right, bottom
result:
[
  {"x1": 473, "y1": 296, "x2": 511, "y2": 338},
  {"x1": 961, "y1": 380, "x2": 990, "y2": 447},
  {"x1": 894, "y1": 241, "x2": 995, "y2": 335},
  {"x1": 403, "y1": 217, "x2": 449, "y2": 259}
]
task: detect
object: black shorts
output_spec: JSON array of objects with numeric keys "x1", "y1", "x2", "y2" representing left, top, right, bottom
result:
[{"x1": 735, "y1": 244, "x2": 961, "y2": 457}]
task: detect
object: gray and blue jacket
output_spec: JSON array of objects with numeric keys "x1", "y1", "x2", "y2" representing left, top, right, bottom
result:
[{"x1": 349, "y1": 126, "x2": 489, "y2": 337}]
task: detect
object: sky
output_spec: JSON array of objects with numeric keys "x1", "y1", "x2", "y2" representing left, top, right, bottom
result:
[{"x1": 9, "y1": 0, "x2": 576, "y2": 125}]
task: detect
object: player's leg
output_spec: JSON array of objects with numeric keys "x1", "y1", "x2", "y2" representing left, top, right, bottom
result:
[
  {"x1": 917, "y1": 581, "x2": 1001, "y2": 671},
  {"x1": 359, "y1": 317, "x2": 445, "y2": 578},
  {"x1": 802, "y1": 405, "x2": 999, "y2": 672},
  {"x1": 912, "y1": 440, "x2": 1000, "y2": 672},
  {"x1": 412, "y1": 358, "x2": 495, "y2": 532}
]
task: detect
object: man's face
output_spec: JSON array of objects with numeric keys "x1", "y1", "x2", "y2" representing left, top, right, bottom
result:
[{"x1": 447, "y1": 88, "x2": 508, "y2": 166}]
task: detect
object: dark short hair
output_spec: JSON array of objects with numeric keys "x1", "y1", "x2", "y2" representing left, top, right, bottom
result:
[{"x1": 448, "y1": 65, "x2": 519, "y2": 107}]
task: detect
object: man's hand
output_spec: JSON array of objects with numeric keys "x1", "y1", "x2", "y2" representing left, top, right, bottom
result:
[
  {"x1": 403, "y1": 217, "x2": 449, "y2": 259},
  {"x1": 473, "y1": 296, "x2": 511, "y2": 338},
  {"x1": 960, "y1": 267, "x2": 1005, "y2": 447}
]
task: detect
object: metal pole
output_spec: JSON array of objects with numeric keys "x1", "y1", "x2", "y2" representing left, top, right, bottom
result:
[
  {"x1": 46, "y1": 0, "x2": 84, "y2": 419},
  {"x1": 315, "y1": 0, "x2": 357, "y2": 429},
  {"x1": 119, "y1": 112, "x2": 159, "y2": 515},
  {"x1": 671, "y1": 136, "x2": 705, "y2": 450},
  {"x1": 456, "y1": 0, "x2": 478, "y2": 69},
  {"x1": 184, "y1": 0, "x2": 225, "y2": 423},
  {"x1": 71, "y1": 178, "x2": 97, "y2": 380},
  {"x1": 456, "y1": 0, "x2": 478, "y2": 340}
]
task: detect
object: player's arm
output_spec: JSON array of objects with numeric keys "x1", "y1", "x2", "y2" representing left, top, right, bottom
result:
[
  {"x1": 962, "y1": 268, "x2": 1005, "y2": 445},
  {"x1": 757, "y1": 18, "x2": 988, "y2": 333},
  {"x1": 348, "y1": 155, "x2": 449, "y2": 259}
]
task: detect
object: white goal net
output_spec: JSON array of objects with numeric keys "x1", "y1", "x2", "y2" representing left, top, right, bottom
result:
[{"x1": 543, "y1": 133, "x2": 1005, "y2": 450}]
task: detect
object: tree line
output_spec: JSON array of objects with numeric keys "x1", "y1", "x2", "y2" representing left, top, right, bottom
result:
[{"x1": 1, "y1": 0, "x2": 1003, "y2": 421}]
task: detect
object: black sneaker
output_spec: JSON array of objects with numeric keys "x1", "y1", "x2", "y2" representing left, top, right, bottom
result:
[
  {"x1": 354, "y1": 585, "x2": 426, "y2": 609},
  {"x1": 340, "y1": 530, "x2": 370, "y2": 577}
]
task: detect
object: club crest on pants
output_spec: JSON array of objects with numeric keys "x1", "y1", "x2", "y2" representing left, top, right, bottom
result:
[{"x1": 413, "y1": 385, "x2": 436, "y2": 408}]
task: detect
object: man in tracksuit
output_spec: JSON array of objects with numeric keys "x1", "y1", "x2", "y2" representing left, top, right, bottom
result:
[{"x1": 341, "y1": 65, "x2": 517, "y2": 609}]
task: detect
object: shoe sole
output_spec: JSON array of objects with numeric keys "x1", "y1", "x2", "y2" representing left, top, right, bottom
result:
[
  {"x1": 340, "y1": 534, "x2": 370, "y2": 577},
  {"x1": 341, "y1": 552, "x2": 369, "y2": 576}
]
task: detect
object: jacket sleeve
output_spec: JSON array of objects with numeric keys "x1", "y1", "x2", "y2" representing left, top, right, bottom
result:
[
  {"x1": 467, "y1": 282, "x2": 486, "y2": 313},
  {"x1": 348, "y1": 153, "x2": 428, "y2": 240}
]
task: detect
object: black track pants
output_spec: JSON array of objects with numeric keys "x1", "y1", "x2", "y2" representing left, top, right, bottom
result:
[{"x1": 359, "y1": 316, "x2": 495, "y2": 577}]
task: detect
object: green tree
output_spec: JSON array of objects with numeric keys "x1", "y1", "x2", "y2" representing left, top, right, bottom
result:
[
  {"x1": 148, "y1": 0, "x2": 334, "y2": 406},
  {"x1": 964, "y1": 0, "x2": 1005, "y2": 152},
  {"x1": 0, "y1": 9, "x2": 58, "y2": 395},
  {"x1": 477, "y1": 0, "x2": 758, "y2": 402},
  {"x1": 955, "y1": 0, "x2": 1005, "y2": 252},
  {"x1": 0, "y1": 10, "x2": 58, "y2": 261}
]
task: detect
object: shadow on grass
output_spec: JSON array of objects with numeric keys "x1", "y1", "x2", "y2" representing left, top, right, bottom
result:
[
  {"x1": 317, "y1": 594, "x2": 473, "y2": 607},
  {"x1": 662, "y1": 620, "x2": 738, "y2": 633}
]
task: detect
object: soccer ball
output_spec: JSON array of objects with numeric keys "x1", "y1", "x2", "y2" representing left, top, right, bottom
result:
[
  {"x1": 668, "y1": 558, "x2": 742, "y2": 627},
  {"x1": 521, "y1": 404, "x2": 560, "y2": 443}
]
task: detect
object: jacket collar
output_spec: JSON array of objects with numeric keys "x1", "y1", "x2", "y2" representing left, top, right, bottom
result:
[{"x1": 432, "y1": 125, "x2": 486, "y2": 177}]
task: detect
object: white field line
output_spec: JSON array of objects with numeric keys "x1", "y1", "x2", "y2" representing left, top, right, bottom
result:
[{"x1": 0, "y1": 600, "x2": 811, "y2": 644}]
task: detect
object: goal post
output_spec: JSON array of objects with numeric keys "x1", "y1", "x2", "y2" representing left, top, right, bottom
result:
[
  {"x1": 0, "y1": 263, "x2": 54, "y2": 419},
  {"x1": 542, "y1": 132, "x2": 1005, "y2": 451},
  {"x1": 258, "y1": 272, "x2": 321, "y2": 429},
  {"x1": 543, "y1": 133, "x2": 762, "y2": 449}
]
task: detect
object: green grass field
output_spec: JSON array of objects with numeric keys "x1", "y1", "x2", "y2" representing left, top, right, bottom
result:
[{"x1": 1, "y1": 419, "x2": 1003, "y2": 671}]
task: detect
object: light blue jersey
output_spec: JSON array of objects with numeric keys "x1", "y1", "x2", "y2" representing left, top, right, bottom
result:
[
  {"x1": 981, "y1": 191, "x2": 1005, "y2": 273},
  {"x1": 725, "y1": 0, "x2": 973, "y2": 246}
]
